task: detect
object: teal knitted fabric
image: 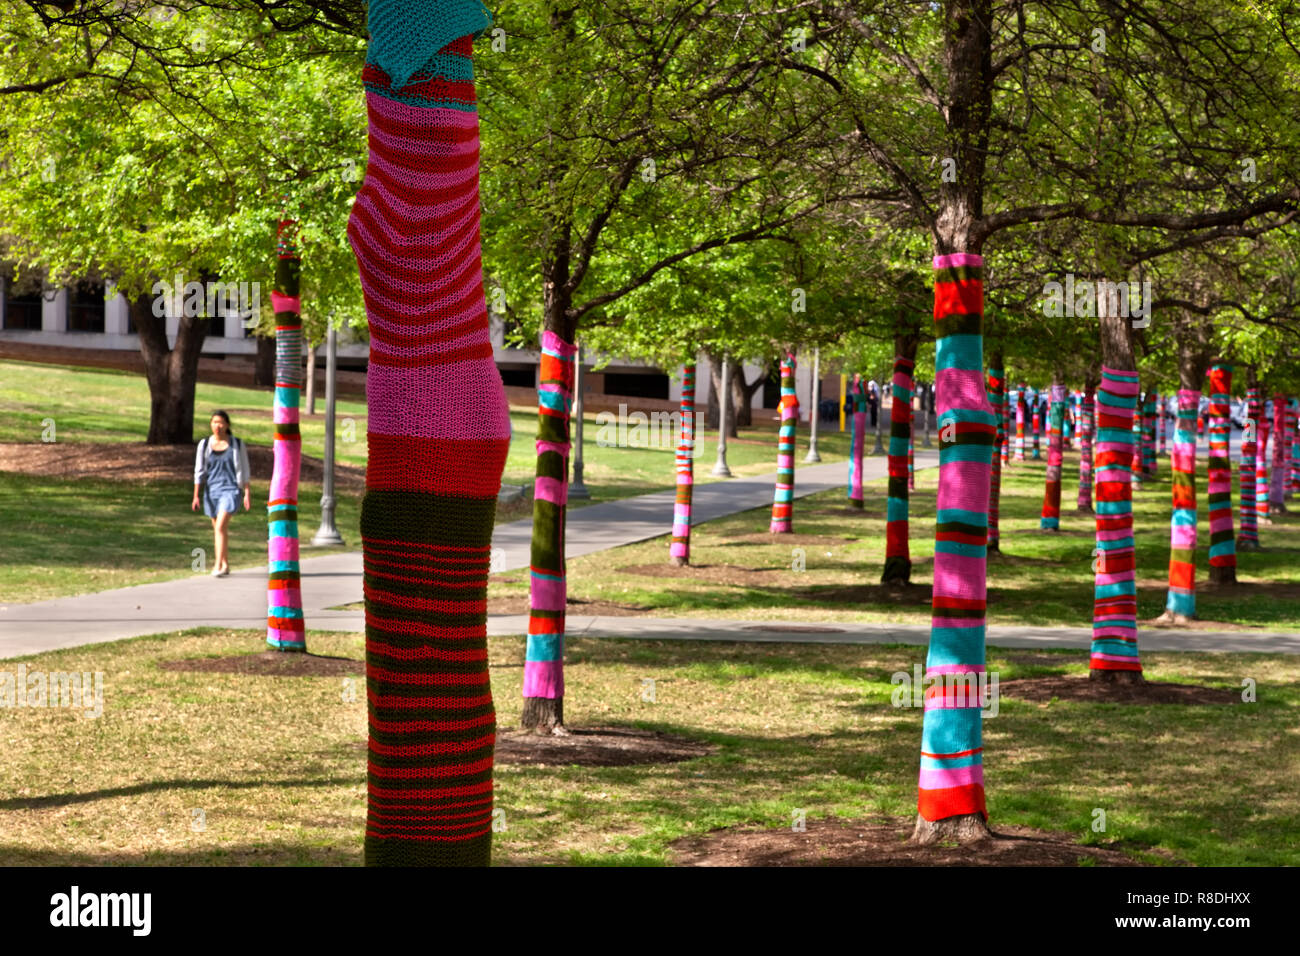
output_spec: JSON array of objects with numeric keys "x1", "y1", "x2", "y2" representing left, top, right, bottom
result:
[{"x1": 366, "y1": 0, "x2": 493, "y2": 90}]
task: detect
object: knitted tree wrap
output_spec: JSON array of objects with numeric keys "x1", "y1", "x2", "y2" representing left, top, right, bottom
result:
[
  {"x1": 1165, "y1": 388, "x2": 1200, "y2": 617},
  {"x1": 1206, "y1": 364, "x2": 1236, "y2": 570},
  {"x1": 267, "y1": 216, "x2": 305, "y2": 650},
  {"x1": 670, "y1": 364, "x2": 696, "y2": 561},
  {"x1": 985, "y1": 367, "x2": 1005, "y2": 548},
  {"x1": 1289, "y1": 398, "x2": 1299, "y2": 498},
  {"x1": 1090, "y1": 366, "x2": 1142, "y2": 674},
  {"x1": 1255, "y1": 405, "x2": 1271, "y2": 520},
  {"x1": 1077, "y1": 383, "x2": 1096, "y2": 510},
  {"x1": 1143, "y1": 393, "x2": 1158, "y2": 480},
  {"x1": 908, "y1": 419, "x2": 915, "y2": 491},
  {"x1": 526, "y1": 331, "x2": 577, "y2": 701},
  {"x1": 1000, "y1": 388, "x2": 1010, "y2": 464},
  {"x1": 1270, "y1": 394, "x2": 1288, "y2": 508},
  {"x1": 1030, "y1": 398, "x2": 1042, "y2": 459},
  {"x1": 883, "y1": 354, "x2": 915, "y2": 583},
  {"x1": 917, "y1": 253, "x2": 996, "y2": 823},
  {"x1": 1039, "y1": 384, "x2": 1067, "y2": 530},
  {"x1": 1013, "y1": 386, "x2": 1026, "y2": 461},
  {"x1": 847, "y1": 374, "x2": 866, "y2": 508},
  {"x1": 1238, "y1": 387, "x2": 1260, "y2": 546},
  {"x1": 769, "y1": 354, "x2": 798, "y2": 533},
  {"x1": 348, "y1": 26, "x2": 510, "y2": 866}
]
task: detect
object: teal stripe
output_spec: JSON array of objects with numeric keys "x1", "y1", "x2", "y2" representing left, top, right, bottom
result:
[
  {"x1": 268, "y1": 606, "x2": 304, "y2": 619},
  {"x1": 1096, "y1": 582, "x2": 1136, "y2": 599},
  {"x1": 526, "y1": 633, "x2": 563, "y2": 662},
  {"x1": 933, "y1": 334, "x2": 983, "y2": 370},
  {"x1": 925, "y1": 625, "x2": 986, "y2": 668}
]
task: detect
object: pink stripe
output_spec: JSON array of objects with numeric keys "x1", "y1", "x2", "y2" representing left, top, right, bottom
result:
[
  {"x1": 541, "y1": 329, "x2": 578, "y2": 357},
  {"x1": 935, "y1": 459, "x2": 991, "y2": 515},
  {"x1": 935, "y1": 368, "x2": 988, "y2": 416},
  {"x1": 522, "y1": 659, "x2": 563, "y2": 698},
  {"x1": 530, "y1": 575, "x2": 565, "y2": 612},
  {"x1": 1170, "y1": 526, "x2": 1197, "y2": 548},
  {"x1": 268, "y1": 536, "x2": 298, "y2": 562},
  {"x1": 1095, "y1": 572, "x2": 1134, "y2": 587},
  {"x1": 932, "y1": 552, "x2": 988, "y2": 602},
  {"x1": 271, "y1": 292, "x2": 301, "y2": 315},
  {"x1": 270, "y1": 444, "x2": 301, "y2": 501},
  {"x1": 1092, "y1": 626, "x2": 1137, "y2": 638},
  {"x1": 536, "y1": 440, "x2": 570, "y2": 457},
  {"x1": 534, "y1": 475, "x2": 567, "y2": 506},
  {"x1": 918, "y1": 764, "x2": 984, "y2": 789},
  {"x1": 1092, "y1": 652, "x2": 1139, "y2": 663},
  {"x1": 933, "y1": 253, "x2": 984, "y2": 268},
  {"x1": 273, "y1": 404, "x2": 299, "y2": 424},
  {"x1": 367, "y1": 363, "x2": 511, "y2": 441},
  {"x1": 926, "y1": 664, "x2": 986, "y2": 675}
]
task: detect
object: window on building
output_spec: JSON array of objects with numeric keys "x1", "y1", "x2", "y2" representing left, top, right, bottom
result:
[
  {"x1": 3, "y1": 280, "x2": 43, "y2": 330},
  {"x1": 67, "y1": 280, "x2": 106, "y2": 333},
  {"x1": 499, "y1": 366, "x2": 536, "y2": 388},
  {"x1": 603, "y1": 371, "x2": 669, "y2": 400}
]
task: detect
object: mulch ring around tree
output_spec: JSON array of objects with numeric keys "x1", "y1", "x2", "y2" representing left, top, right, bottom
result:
[
  {"x1": 495, "y1": 727, "x2": 715, "y2": 767},
  {"x1": 669, "y1": 816, "x2": 1154, "y2": 866},
  {"x1": 789, "y1": 583, "x2": 933, "y2": 606},
  {"x1": 998, "y1": 675, "x2": 1238, "y2": 705},
  {"x1": 157, "y1": 651, "x2": 364, "y2": 677}
]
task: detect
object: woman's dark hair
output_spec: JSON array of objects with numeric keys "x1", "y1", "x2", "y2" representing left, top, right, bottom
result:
[{"x1": 210, "y1": 410, "x2": 233, "y2": 435}]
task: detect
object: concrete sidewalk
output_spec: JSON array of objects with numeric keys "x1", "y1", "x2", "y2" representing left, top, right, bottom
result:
[{"x1": 1, "y1": 451, "x2": 936, "y2": 658}]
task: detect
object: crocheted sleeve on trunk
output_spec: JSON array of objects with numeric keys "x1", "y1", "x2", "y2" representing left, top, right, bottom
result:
[{"x1": 366, "y1": 0, "x2": 493, "y2": 92}]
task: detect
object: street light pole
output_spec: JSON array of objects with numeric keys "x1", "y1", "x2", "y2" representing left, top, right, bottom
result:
[
  {"x1": 804, "y1": 347, "x2": 823, "y2": 462},
  {"x1": 311, "y1": 324, "x2": 344, "y2": 546},
  {"x1": 569, "y1": 344, "x2": 591, "y2": 500},
  {"x1": 712, "y1": 355, "x2": 733, "y2": 477}
]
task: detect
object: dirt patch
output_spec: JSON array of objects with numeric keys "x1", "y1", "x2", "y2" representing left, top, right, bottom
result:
[
  {"x1": 728, "y1": 533, "x2": 861, "y2": 547},
  {"x1": 999, "y1": 675, "x2": 1237, "y2": 705},
  {"x1": 617, "y1": 563, "x2": 791, "y2": 587},
  {"x1": 790, "y1": 583, "x2": 933, "y2": 606},
  {"x1": 489, "y1": 595, "x2": 655, "y2": 617},
  {"x1": 157, "y1": 650, "x2": 365, "y2": 677},
  {"x1": 0, "y1": 441, "x2": 366, "y2": 491},
  {"x1": 495, "y1": 727, "x2": 714, "y2": 767},
  {"x1": 1198, "y1": 579, "x2": 1300, "y2": 602},
  {"x1": 669, "y1": 816, "x2": 1150, "y2": 866}
]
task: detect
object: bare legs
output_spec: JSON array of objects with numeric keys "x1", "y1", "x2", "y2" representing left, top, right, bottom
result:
[{"x1": 211, "y1": 511, "x2": 232, "y2": 573}]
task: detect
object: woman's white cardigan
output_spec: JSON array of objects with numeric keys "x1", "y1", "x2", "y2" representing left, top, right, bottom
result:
[{"x1": 193, "y1": 436, "x2": 251, "y2": 489}]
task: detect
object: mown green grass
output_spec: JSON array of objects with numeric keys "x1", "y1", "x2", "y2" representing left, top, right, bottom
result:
[
  {"x1": 487, "y1": 450, "x2": 1300, "y2": 631},
  {"x1": 1, "y1": 628, "x2": 1294, "y2": 865}
]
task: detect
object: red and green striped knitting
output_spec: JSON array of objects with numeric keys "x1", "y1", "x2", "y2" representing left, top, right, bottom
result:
[
  {"x1": 1255, "y1": 400, "x2": 1272, "y2": 524},
  {"x1": 1039, "y1": 384, "x2": 1066, "y2": 530},
  {"x1": 1013, "y1": 385, "x2": 1026, "y2": 461},
  {"x1": 770, "y1": 354, "x2": 798, "y2": 533},
  {"x1": 917, "y1": 253, "x2": 996, "y2": 827},
  {"x1": 1206, "y1": 363, "x2": 1236, "y2": 580},
  {"x1": 670, "y1": 363, "x2": 696, "y2": 564},
  {"x1": 267, "y1": 213, "x2": 305, "y2": 651},
  {"x1": 1289, "y1": 398, "x2": 1300, "y2": 499},
  {"x1": 348, "y1": 1, "x2": 510, "y2": 866},
  {"x1": 1077, "y1": 382, "x2": 1095, "y2": 511},
  {"x1": 985, "y1": 366, "x2": 1005, "y2": 550},
  {"x1": 1090, "y1": 366, "x2": 1141, "y2": 676},
  {"x1": 1238, "y1": 386, "x2": 1260, "y2": 549},
  {"x1": 847, "y1": 373, "x2": 866, "y2": 508},
  {"x1": 525, "y1": 331, "x2": 577, "y2": 726},
  {"x1": 1000, "y1": 387, "x2": 1010, "y2": 465},
  {"x1": 883, "y1": 353, "x2": 915, "y2": 584},
  {"x1": 1143, "y1": 392, "x2": 1158, "y2": 480},
  {"x1": 1163, "y1": 388, "x2": 1199, "y2": 619},
  {"x1": 1030, "y1": 395, "x2": 1042, "y2": 460}
]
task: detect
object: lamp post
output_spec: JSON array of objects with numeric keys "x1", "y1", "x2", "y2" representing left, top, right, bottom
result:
[
  {"x1": 804, "y1": 347, "x2": 822, "y2": 462},
  {"x1": 570, "y1": 344, "x2": 591, "y2": 500},
  {"x1": 311, "y1": 324, "x2": 344, "y2": 546},
  {"x1": 712, "y1": 355, "x2": 733, "y2": 477}
]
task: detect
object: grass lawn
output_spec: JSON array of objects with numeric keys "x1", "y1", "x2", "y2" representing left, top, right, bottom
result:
[
  {"x1": 487, "y1": 450, "x2": 1300, "y2": 631},
  {"x1": 1, "y1": 627, "x2": 1294, "y2": 865}
]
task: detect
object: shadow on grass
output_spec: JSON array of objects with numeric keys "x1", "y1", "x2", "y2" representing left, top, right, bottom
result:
[{"x1": 0, "y1": 775, "x2": 362, "y2": 811}]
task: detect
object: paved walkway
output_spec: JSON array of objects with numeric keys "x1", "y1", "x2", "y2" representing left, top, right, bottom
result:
[{"x1": 1, "y1": 451, "x2": 936, "y2": 658}]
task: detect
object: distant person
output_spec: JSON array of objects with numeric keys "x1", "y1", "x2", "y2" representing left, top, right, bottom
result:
[
  {"x1": 191, "y1": 410, "x2": 251, "y2": 577},
  {"x1": 867, "y1": 380, "x2": 879, "y2": 426}
]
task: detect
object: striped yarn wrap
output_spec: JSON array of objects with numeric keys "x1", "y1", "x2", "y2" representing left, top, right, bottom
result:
[
  {"x1": 1014, "y1": 386, "x2": 1026, "y2": 461},
  {"x1": 1290, "y1": 398, "x2": 1300, "y2": 498},
  {"x1": 348, "y1": 22, "x2": 510, "y2": 867},
  {"x1": 670, "y1": 364, "x2": 696, "y2": 561},
  {"x1": 985, "y1": 367, "x2": 1005, "y2": 549},
  {"x1": 1158, "y1": 394, "x2": 1167, "y2": 455},
  {"x1": 1090, "y1": 366, "x2": 1142, "y2": 674},
  {"x1": 1031, "y1": 395, "x2": 1042, "y2": 459},
  {"x1": 1206, "y1": 364, "x2": 1235, "y2": 572},
  {"x1": 1077, "y1": 383, "x2": 1095, "y2": 511},
  {"x1": 769, "y1": 355, "x2": 798, "y2": 533},
  {"x1": 883, "y1": 354, "x2": 915, "y2": 583},
  {"x1": 526, "y1": 330, "x2": 577, "y2": 702},
  {"x1": 1143, "y1": 393, "x2": 1158, "y2": 480},
  {"x1": 847, "y1": 374, "x2": 866, "y2": 508},
  {"x1": 1255, "y1": 405, "x2": 1271, "y2": 521},
  {"x1": 917, "y1": 252, "x2": 996, "y2": 823},
  {"x1": 1270, "y1": 394, "x2": 1288, "y2": 510},
  {"x1": 1238, "y1": 387, "x2": 1260, "y2": 546},
  {"x1": 1040, "y1": 384, "x2": 1066, "y2": 530},
  {"x1": 267, "y1": 215, "x2": 305, "y2": 650},
  {"x1": 1000, "y1": 388, "x2": 1010, "y2": 464},
  {"x1": 908, "y1": 420, "x2": 916, "y2": 491},
  {"x1": 1164, "y1": 389, "x2": 1200, "y2": 617}
]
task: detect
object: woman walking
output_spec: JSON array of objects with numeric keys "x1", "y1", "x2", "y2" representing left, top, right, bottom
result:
[{"x1": 191, "y1": 410, "x2": 251, "y2": 576}]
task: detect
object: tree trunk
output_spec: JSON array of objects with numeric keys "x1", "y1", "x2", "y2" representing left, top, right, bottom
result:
[
  {"x1": 882, "y1": 338, "x2": 917, "y2": 584},
  {"x1": 670, "y1": 363, "x2": 696, "y2": 565},
  {"x1": 733, "y1": 361, "x2": 764, "y2": 429},
  {"x1": 1143, "y1": 392, "x2": 1158, "y2": 480},
  {"x1": 1039, "y1": 376, "x2": 1066, "y2": 530},
  {"x1": 1091, "y1": 305, "x2": 1143, "y2": 683},
  {"x1": 1288, "y1": 399, "x2": 1299, "y2": 501},
  {"x1": 1014, "y1": 384, "x2": 1026, "y2": 461},
  {"x1": 1270, "y1": 392, "x2": 1288, "y2": 513},
  {"x1": 305, "y1": 340, "x2": 317, "y2": 416},
  {"x1": 266, "y1": 217, "x2": 306, "y2": 652},
  {"x1": 1238, "y1": 378, "x2": 1261, "y2": 550},
  {"x1": 703, "y1": 352, "x2": 721, "y2": 429},
  {"x1": 131, "y1": 291, "x2": 209, "y2": 445},
  {"x1": 769, "y1": 354, "x2": 798, "y2": 532},
  {"x1": 1031, "y1": 398, "x2": 1042, "y2": 460},
  {"x1": 1206, "y1": 362, "x2": 1237, "y2": 583},
  {"x1": 1077, "y1": 377, "x2": 1097, "y2": 512},
  {"x1": 1255, "y1": 395, "x2": 1272, "y2": 526},
  {"x1": 847, "y1": 373, "x2": 866, "y2": 508},
  {"x1": 348, "y1": 22, "x2": 509, "y2": 867},
  {"x1": 253, "y1": 333, "x2": 275, "y2": 387},
  {"x1": 985, "y1": 357, "x2": 1005, "y2": 551}
]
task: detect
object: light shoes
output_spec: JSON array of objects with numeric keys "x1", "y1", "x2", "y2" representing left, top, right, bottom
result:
[{"x1": 212, "y1": 564, "x2": 230, "y2": 578}]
